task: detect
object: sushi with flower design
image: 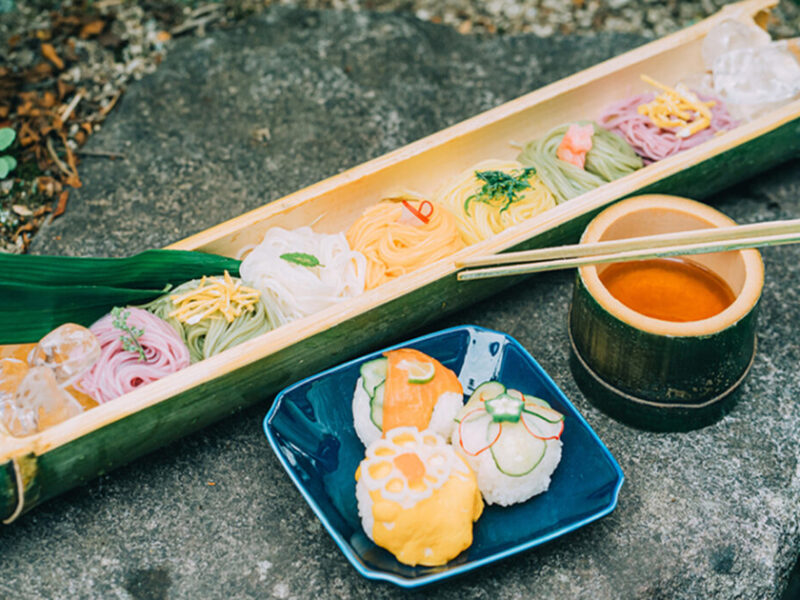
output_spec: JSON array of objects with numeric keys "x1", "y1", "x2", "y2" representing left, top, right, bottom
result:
[
  {"x1": 355, "y1": 427, "x2": 483, "y2": 566},
  {"x1": 452, "y1": 381, "x2": 565, "y2": 506}
]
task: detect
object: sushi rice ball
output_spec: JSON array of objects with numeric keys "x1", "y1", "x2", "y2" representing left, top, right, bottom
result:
[
  {"x1": 452, "y1": 381, "x2": 565, "y2": 506},
  {"x1": 352, "y1": 348, "x2": 463, "y2": 447},
  {"x1": 355, "y1": 427, "x2": 483, "y2": 566}
]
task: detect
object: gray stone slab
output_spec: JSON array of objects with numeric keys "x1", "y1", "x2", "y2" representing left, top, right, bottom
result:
[
  {"x1": 31, "y1": 8, "x2": 645, "y2": 257},
  {"x1": 4, "y1": 6, "x2": 798, "y2": 600}
]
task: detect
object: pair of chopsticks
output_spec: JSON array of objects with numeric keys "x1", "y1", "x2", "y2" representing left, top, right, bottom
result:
[{"x1": 457, "y1": 218, "x2": 800, "y2": 281}]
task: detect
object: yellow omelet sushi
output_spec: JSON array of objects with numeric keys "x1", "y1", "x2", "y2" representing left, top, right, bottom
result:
[{"x1": 355, "y1": 427, "x2": 483, "y2": 566}]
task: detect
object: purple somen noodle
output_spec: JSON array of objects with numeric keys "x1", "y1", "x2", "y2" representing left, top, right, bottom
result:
[{"x1": 599, "y1": 92, "x2": 738, "y2": 163}]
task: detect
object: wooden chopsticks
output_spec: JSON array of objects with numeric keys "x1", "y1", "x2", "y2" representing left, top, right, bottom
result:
[{"x1": 456, "y1": 218, "x2": 800, "y2": 281}]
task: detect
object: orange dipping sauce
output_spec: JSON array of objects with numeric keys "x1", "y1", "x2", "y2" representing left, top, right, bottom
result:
[{"x1": 599, "y1": 257, "x2": 736, "y2": 322}]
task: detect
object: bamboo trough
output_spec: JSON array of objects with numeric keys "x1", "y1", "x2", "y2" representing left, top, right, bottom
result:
[{"x1": 2, "y1": 0, "x2": 798, "y2": 523}]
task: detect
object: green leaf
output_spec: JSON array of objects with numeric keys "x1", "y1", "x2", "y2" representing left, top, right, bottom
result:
[
  {"x1": 0, "y1": 160, "x2": 7, "y2": 179},
  {"x1": 0, "y1": 282, "x2": 167, "y2": 344},
  {"x1": 280, "y1": 252, "x2": 322, "y2": 268},
  {"x1": 0, "y1": 128, "x2": 15, "y2": 152},
  {"x1": 0, "y1": 155, "x2": 17, "y2": 176},
  {"x1": 0, "y1": 249, "x2": 240, "y2": 287},
  {"x1": 0, "y1": 249, "x2": 241, "y2": 343}
]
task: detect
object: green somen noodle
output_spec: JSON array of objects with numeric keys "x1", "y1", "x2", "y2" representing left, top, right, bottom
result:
[
  {"x1": 517, "y1": 121, "x2": 643, "y2": 204},
  {"x1": 143, "y1": 277, "x2": 276, "y2": 363}
]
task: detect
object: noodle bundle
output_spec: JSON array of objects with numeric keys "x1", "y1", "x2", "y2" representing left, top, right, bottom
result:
[
  {"x1": 346, "y1": 197, "x2": 465, "y2": 289},
  {"x1": 600, "y1": 92, "x2": 738, "y2": 163},
  {"x1": 517, "y1": 121, "x2": 643, "y2": 204},
  {"x1": 240, "y1": 226, "x2": 367, "y2": 326},
  {"x1": 144, "y1": 277, "x2": 275, "y2": 363},
  {"x1": 435, "y1": 159, "x2": 556, "y2": 245},
  {"x1": 78, "y1": 308, "x2": 191, "y2": 404}
]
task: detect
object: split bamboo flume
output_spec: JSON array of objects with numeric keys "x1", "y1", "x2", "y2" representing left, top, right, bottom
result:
[
  {"x1": 1, "y1": 14, "x2": 797, "y2": 440},
  {"x1": 2, "y1": 0, "x2": 799, "y2": 522}
]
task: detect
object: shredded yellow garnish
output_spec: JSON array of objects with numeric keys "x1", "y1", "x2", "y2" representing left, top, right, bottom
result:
[
  {"x1": 168, "y1": 270, "x2": 260, "y2": 325},
  {"x1": 637, "y1": 75, "x2": 715, "y2": 138}
]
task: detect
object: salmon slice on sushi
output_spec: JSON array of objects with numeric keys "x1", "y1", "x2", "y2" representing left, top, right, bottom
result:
[{"x1": 352, "y1": 348, "x2": 463, "y2": 446}]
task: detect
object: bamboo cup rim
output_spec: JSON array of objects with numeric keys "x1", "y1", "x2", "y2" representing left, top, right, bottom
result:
[{"x1": 579, "y1": 195, "x2": 765, "y2": 337}]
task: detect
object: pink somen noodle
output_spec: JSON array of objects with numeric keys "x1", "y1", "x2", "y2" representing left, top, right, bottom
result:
[
  {"x1": 599, "y1": 92, "x2": 738, "y2": 163},
  {"x1": 78, "y1": 307, "x2": 191, "y2": 404}
]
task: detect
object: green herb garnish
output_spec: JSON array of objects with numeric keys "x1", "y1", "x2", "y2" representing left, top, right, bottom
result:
[
  {"x1": 280, "y1": 252, "x2": 323, "y2": 268},
  {"x1": 464, "y1": 167, "x2": 536, "y2": 216},
  {"x1": 111, "y1": 307, "x2": 146, "y2": 362}
]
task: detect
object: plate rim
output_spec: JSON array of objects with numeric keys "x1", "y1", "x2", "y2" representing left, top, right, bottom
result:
[{"x1": 263, "y1": 324, "x2": 625, "y2": 589}]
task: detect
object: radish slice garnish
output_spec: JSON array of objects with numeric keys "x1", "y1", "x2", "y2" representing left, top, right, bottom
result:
[
  {"x1": 521, "y1": 409, "x2": 565, "y2": 440},
  {"x1": 458, "y1": 408, "x2": 499, "y2": 456}
]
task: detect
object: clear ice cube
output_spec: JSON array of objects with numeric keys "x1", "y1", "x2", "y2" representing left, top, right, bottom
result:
[
  {"x1": 0, "y1": 358, "x2": 28, "y2": 402},
  {"x1": 29, "y1": 323, "x2": 101, "y2": 387},
  {"x1": 701, "y1": 19, "x2": 800, "y2": 120},
  {"x1": 0, "y1": 366, "x2": 83, "y2": 437},
  {"x1": 702, "y1": 19, "x2": 770, "y2": 68},
  {"x1": 713, "y1": 43, "x2": 800, "y2": 106}
]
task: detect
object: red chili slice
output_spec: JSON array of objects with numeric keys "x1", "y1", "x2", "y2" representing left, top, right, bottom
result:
[{"x1": 401, "y1": 199, "x2": 433, "y2": 224}]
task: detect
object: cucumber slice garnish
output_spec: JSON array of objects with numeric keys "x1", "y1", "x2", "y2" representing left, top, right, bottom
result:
[
  {"x1": 395, "y1": 358, "x2": 435, "y2": 384},
  {"x1": 469, "y1": 381, "x2": 506, "y2": 404},
  {"x1": 485, "y1": 393, "x2": 523, "y2": 423},
  {"x1": 360, "y1": 358, "x2": 387, "y2": 398},
  {"x1": 369, "y1": 382, "x2": 385, "y2": 429},
  {"x1": 489, "y1": 421, "x2": 546, "y2": 477}
]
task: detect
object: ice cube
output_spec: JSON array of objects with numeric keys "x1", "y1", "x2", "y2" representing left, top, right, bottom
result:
[
  {"x1": 29, "y1": 323, "x2": 100, "y2": 387},
  {"x1": 714, "y1": 44, "x2": 800, "y2": 103},
  {"x1": 702, "y1": 19, "x2": 770, "y2": 68},
  {"x1": 0, "y1": 366, "x2": 83, "y2": 437},
  {"x1": 0, "y1": 358, "x2": 28, "y2": 402}
]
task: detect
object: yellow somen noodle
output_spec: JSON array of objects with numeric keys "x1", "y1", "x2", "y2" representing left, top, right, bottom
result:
[
  {"x1": 346, "y1": 196, "x2": 465, "y2": 290},
  {"x1": 435, "y1": 159, "x2": 556, "y2": 245}
]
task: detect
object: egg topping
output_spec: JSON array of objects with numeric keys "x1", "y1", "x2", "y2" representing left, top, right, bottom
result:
[{"x1": 355, "y1": 427, "x2": 483, "y2": 566}]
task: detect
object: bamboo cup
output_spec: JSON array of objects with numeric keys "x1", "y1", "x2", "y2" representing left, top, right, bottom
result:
[{"x1": 568, "y1": 195, "x2": 764, "y2": 431}]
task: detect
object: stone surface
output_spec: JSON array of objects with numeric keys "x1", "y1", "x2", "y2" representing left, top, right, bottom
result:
[
  {"x1": 32, "y1": 8, "x2": 644, "y2": 257},
  {"x1": 3, "y1": 7, "x2": 798, "y2": 599}
]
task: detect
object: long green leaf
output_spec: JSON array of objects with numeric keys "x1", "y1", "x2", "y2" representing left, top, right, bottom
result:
[
  {"x1": 0, "y1": 250, "x2": 242, "y2": 344},
  {"x1": 0, "y1": 249, "x2": 240, "y2": 288},
  {"x1": 0, "y1": 283, "x2": 170, "y2": 344}
]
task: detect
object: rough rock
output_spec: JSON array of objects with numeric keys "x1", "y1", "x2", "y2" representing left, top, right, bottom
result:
[
  {"x1": 32, "y1": 8, "x2": 644, "y2": 256},
  {"x1": 6, "y1": 7, "x2": 799, "y2": 599}
]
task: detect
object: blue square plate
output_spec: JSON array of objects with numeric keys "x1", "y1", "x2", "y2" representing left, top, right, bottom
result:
[{"x1": 264, "y1": 325, "x2": 624, "y2": 588}]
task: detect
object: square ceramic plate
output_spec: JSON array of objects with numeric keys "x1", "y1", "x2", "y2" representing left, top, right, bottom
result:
[{"x1": 263, "y1": 325, "x2": 624, "y2": 588}]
